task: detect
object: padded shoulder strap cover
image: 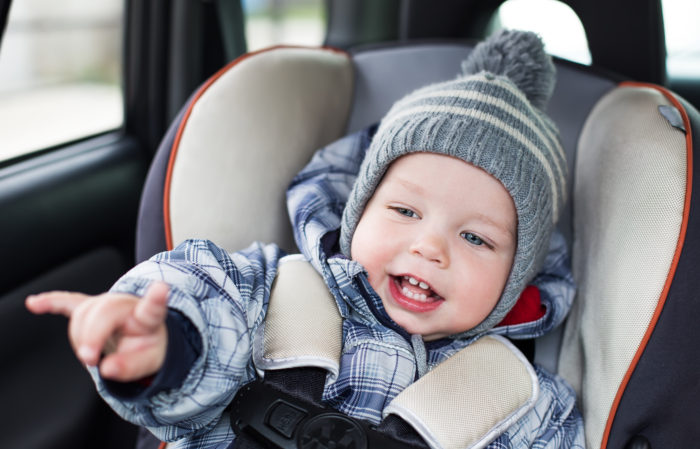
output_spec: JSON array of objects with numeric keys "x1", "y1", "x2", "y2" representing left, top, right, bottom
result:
[
  {"x1": 253, "y1": 255, "x2": 343, "y2": 380},
  {"x1": 385, "y1": 335, "x2": 538, "y2": 449}
]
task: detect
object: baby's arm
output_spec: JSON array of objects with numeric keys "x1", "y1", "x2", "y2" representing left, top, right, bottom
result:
[
  {"x1": 24, "y1": 239, "x2": 280, "y2": 446},
  {"x1": 26, "y1": 239, "x2": 280, "y2": 445},
  {"x1": 25, "y1": 282, "x2": 170, "y2": 382}
]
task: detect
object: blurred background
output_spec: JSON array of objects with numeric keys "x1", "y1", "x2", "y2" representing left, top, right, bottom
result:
[{"x1": 0, "y1": 0, "x2": 697, "y2": 162}]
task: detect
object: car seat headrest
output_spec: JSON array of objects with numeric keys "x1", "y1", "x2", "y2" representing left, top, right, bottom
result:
[
  {"x1": 559, "y1": 82, "x2": 696, "y2": 448},
  {"x1": 151, "y1": 47, "x2": 353, "y2": 255}
]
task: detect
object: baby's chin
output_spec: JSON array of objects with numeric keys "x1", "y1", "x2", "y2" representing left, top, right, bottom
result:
[{"x1": 383, "y1": 306, "x2": 448, "y2": 341}]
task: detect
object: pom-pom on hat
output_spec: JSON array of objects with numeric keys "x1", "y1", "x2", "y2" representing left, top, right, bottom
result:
[{"x1": 339, "y1": 29, "x2": 568, "y2": 337}]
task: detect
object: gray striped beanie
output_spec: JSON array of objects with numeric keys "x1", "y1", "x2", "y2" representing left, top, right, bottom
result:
[{"x1": 339, "y1": 29, "x2": 568, "y2": 337}]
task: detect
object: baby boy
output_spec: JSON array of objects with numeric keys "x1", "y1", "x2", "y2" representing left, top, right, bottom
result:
[{"x1": 27, "y1": 29, "x2": 582, "y2": 448}]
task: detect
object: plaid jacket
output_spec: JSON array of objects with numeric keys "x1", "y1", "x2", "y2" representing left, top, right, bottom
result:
[{"x1": 91, "y1": 127, "x2": 583, "y2": 448}]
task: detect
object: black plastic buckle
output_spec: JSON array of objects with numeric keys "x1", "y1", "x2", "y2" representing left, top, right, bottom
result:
[{"x1": 230, "y1": 379, "x2": 403, "y2": 449}]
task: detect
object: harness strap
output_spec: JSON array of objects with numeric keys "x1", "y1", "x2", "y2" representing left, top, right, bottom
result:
[
  {"x1": 231, "y1": 368, "x2": 424, "y2": 449},
  {"x1": 234, "y1": 256, "x2": 539, "y2": 449},
  {"x1": 252, "y1": 255, "x2": 343, "y2": 379},
  {"x1": 384, "y1": 336, "x2": 539, "y2": 449}
]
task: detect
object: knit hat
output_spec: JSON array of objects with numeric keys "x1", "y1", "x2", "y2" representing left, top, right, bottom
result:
[{"x1": 339, "y1": 29, "x2": 567, "y2": 336}]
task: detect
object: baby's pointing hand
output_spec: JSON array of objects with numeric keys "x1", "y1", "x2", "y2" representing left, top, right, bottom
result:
[{"x1": 25, "y1": 282, "x2": 170, "y2": 382}]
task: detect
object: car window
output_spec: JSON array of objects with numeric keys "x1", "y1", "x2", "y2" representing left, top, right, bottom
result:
[
  {"x1": 243, "y1": 0, "x2": 325, "y2": 52},
  {"x1": 662, "y1": 0, "x2": 700, "y2": 80},
  {"x1": 0, "y1": 0, "x2": 123, "y2": 162},
  {"x1": 489, "y1": 0, "x2": 591, "y2": 65}
]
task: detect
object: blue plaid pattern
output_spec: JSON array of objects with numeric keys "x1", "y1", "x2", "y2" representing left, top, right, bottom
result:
[{"x1": 89, "y1": 126, "x2": 583, "y2": 448}]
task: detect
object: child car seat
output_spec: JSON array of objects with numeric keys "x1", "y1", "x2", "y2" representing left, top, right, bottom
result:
[{"x1": 135, "y1": 44, "x2": 699, "y2": 448}]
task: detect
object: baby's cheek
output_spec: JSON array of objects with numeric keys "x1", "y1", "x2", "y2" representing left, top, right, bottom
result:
[{"x1": 361, "y1": 266, "x2": 384, "y2": 297}]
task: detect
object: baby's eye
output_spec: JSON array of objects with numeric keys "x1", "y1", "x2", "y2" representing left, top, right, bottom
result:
[
  {"x1": 461, "y1": 232, "x2": 484, "y2": 246},
  {"x1": 393, "y1": 207, "x2": 418, "y2": 218}
]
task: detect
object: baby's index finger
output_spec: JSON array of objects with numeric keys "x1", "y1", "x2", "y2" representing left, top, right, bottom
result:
[
  {"x1": 132, "y1": 282, "x2": 169, "y2": 330},
  {"x1": 25, "y1": 291, "x2": 89, "y2": 317}
]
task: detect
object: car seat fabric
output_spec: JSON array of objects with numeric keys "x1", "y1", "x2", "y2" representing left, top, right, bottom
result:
[
  {"x1": 136, "y1": 46, "x2": 354, "y2": 262},
  {"x1": 559, "y1": 83, "x2": 700, "y2": 448},
  {"x1": 605, "y1": 96, "x2": 700, "y2": 449},
  {"x1": 136, "y1": 104, "x2": 190, "y2": 263}
]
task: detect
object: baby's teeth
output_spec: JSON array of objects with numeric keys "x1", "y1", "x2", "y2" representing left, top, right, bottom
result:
[
  {"x1": 401, "y1": 286, "x2": 428, "y2": 302},
  {"x1": 405, "y1": 276, "x2": 430, "y2": 291}
]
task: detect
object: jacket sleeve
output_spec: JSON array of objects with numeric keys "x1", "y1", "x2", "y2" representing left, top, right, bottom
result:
[
  {"x1": 88, "y1": 239, "x2": 282, "y2": 442},
  {"x1": 101, "y1": 309, "x2": 202, "y2": 399}
]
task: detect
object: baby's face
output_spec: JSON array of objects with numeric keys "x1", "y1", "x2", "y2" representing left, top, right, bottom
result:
[{"x1": 351, "y1": 152, "x2": 516, "y2": 340}]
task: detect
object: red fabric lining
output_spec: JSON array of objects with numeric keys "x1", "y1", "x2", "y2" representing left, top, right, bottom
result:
[{"x1": 497, "y1": 285, "x2": 546, "y2": 327}]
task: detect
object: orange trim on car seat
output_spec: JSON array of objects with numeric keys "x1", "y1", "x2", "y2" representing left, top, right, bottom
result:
[
  {"x1": 157, "y1": 442, "x2": 167, "y2": 449},
  {"x1": 162, "y1": 45, "x2": 349, "y2": 250},
  {"x1": 600, "y1": 81, "x2": 694, "y2": 449}
]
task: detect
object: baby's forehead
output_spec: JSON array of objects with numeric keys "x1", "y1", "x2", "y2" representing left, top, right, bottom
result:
[
  {"x1": 389, "y1": 151, "x2": 484, "y2": 168},
  {"x1": 384, "y1": 152, "x2": 501, "y2": 185}
]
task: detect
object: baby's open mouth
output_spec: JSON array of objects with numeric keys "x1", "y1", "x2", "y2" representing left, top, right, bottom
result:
[{"x1": 393, "y1": 275, "x2": 443, "y2": 303}]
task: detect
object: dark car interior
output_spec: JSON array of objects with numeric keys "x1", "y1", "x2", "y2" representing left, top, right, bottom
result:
[{"x1": 0, "y1": 1, "x2": 698, "y2": 448}]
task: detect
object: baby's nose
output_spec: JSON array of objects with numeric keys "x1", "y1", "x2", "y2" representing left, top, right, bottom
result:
[{"x1": 409, "y1": 232, "x2": 449, "y2": 267}]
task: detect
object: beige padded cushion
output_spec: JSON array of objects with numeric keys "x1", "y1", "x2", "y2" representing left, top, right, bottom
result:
[
  {"x1": 168, "y1": 47, "x2": 353, "y2": 252},
  {"x1": 253, "y1": 255, "x2": 343, "y2": 377},
  {"x1": 559, "y1": 85, "x2": 688, "y2": 448},
  {"x1": 385, "y1": 336, "x2": 537, "y2": 449}
]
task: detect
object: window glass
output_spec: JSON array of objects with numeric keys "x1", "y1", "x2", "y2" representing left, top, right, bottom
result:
[
  {"x1": 662, "y1": 0, "x2": 700, "y2": 79},
  {"x1": 0, "y1": 0, "x2": 123, "y2": 162},
  {"x1": 489, "y1": 0, "x2": 591, "y2": 65},
  {"x1": 242, "y1": 0, "x2": 325, "y2": 52}
]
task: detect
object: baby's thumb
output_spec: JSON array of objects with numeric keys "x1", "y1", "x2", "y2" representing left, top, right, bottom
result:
[{"x1": 132, "y1": 282, "x2": 169, "y2": 331}]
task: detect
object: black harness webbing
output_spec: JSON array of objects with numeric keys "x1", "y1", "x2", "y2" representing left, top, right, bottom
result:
[{"x1": 229, "y1": 367, "x2": 428, "y2": 449}]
